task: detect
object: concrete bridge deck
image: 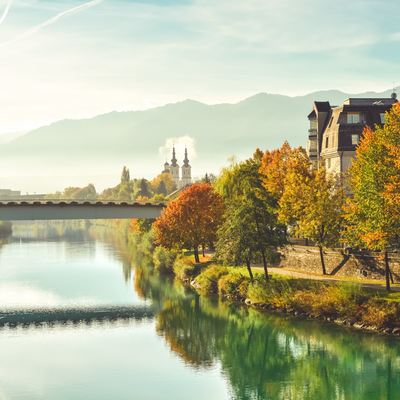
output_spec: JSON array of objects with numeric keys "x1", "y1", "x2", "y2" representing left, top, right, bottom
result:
[{"x1": 0, "y1": 199, "x2": 167, "y2": 220}]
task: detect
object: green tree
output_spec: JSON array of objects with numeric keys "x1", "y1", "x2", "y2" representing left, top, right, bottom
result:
[
  {"x1": 136, "y1": 178, "x2": 152, "y2": 199},
  {"x1": 343, "y1": 102, "x2": 400, "y2": 291},
  {"x1": 216, "y1": 150, "x2": 286, "y2": 281},
  {"x1": 280, "y1": 168, "x2": 345, "y2": 275},
  {"x1": 121, "y1": 166, "x2": 130, "y2": 183},
  {"x1": 157, "y1": 180, "x2": 167, "y2": 196}
]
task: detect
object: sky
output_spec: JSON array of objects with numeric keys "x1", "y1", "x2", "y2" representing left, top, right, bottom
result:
[{"x1": 0, "y1": 0, "x2": 399, "y2": 134}]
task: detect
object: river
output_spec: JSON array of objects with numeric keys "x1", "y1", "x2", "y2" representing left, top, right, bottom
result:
[{"x1": 0, "y1": 222, "x2": 399, "y2": 400}]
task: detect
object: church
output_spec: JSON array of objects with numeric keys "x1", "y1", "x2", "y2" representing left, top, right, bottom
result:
[{"x1": 162, "y1": 146, "x2": 192, "y2": 190}]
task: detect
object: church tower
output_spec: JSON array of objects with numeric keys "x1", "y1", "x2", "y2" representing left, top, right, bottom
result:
[
  {"x1": 180, "y1": 146, "x2": 192, "y2": 189},
  {"x1": 169, "y1": 146, "x2": 180, "y2": 189}
]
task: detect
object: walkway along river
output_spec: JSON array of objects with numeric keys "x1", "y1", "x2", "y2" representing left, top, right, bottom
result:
[{"x1": 0, "y1": 221, "x2": 399, "y2": 399}]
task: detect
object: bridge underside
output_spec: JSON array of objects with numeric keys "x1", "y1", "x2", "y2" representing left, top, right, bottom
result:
[{"x1": 0, "y1": 203, "x2": 165, "y2": 221}]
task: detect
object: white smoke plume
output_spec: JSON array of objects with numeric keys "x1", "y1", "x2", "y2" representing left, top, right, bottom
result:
[
  {"x1": 0, "y1": 0, "x2": 102, "y2": 48},
  {"x1": 159, "y1": 136, "x2": 197, "y2": 165}
]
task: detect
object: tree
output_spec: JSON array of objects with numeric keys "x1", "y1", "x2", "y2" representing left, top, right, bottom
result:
[
  {"x1": 136, "y1": 178, "x2": 153, "y2": 200},
  {"x1": 121, "y1": 166, "x2": 130, "y2": 183},
  {"x1": 260, "y1": 141, "x2": 311, "y2": 201},
  {"x1": 157, "y1": 180, "x2": 167, "y2": 196},
  {"x1": 151, "y1": 173, "x2": 176, "y2": 195},
  {"x1": 280, "y1": 168, "x2": 345, "y2": 275},
  {"x1": 343, "y1": 102, "x2": 400, "y2": 291},
  {"x1": 154, "y1": 184, "x2": 224, "y2": 263},
  {"x1": 216, "y1": 149, "x2": 287, "y2": 281}
]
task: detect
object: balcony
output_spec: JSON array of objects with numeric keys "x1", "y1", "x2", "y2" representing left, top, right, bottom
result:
[{"x1": 308, "y1": 128, "x2": 317, "y2": 134}]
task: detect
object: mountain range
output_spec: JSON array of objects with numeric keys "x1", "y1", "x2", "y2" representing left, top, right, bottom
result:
[{"x1": 0, "y1": 89, "x2": 395, "y2": 193}]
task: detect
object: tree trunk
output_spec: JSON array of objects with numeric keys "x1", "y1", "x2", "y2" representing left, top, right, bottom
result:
[
  {"x1": 261, "y1": 250, "x2": 269, "y2": 282},
  {"x1": 194, "y1": 247, "x2": 200, "y2": 263},
  {"x1": 246, "y1": 259, "x2": 254, "y2": 282},
  {"x1": 202, "y1": 245, "x2": 205, "y2": 257},
  {"x1": 385, "y1": 250, "x2": 391, "y2": 292},
  {"x1": 319, "y1": 246, "x2": 327, "y2": 275}
]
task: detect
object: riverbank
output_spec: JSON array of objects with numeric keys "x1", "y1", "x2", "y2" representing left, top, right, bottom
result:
[
  {"x1": 104, "y1": 221, "x2": 400, "y2": 336},
  {"x1": 169, "y1": 256, "x2": 400, "y2": 336}
]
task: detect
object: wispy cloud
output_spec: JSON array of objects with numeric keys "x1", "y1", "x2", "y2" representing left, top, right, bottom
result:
[
  {"x1": 0, "y1": 0, "x2": 13, "y2": 26},
  {"x1": 0, "y1": 0, "x2": 101, "y2": 48}
]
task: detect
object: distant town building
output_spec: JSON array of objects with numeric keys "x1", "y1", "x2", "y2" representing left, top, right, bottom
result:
[
  {"x1": 162, "y1": 146, "x2": 192, "y2": 190},
  {"x1": 0, "y1": 189, "x2": 47, "y2": 200},
  {"x1": 307, "y1": 94, "x2": 398, "y2": 174}
]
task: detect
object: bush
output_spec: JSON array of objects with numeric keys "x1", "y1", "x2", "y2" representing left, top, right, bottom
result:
[
  {"x1": 138, "y1": 227, "x2": 155, "y2": 257},
  {"x1": 153, "y1": 246, "x2": 180, "y2": 273},
  {"x1": 173, "y1": 257, "x2": 202, "y2": 281},
  {"x1": 218, "y1": 272, "x2": 249, "y2": 298},
  {"x1": 195, "y1": 265, "x2": 229, "y2": 293}
]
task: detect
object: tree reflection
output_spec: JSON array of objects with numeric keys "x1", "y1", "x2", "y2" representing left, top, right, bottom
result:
[{"x1": 131, "y1": 259, "x2": 400, "y2": 400}]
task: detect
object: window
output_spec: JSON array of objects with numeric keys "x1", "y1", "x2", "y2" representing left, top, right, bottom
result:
[
  {"x1": 325, "y1": 136, "x2": 329, "y2": 148},
  {"x1": 351, "y1": 134, "x2": 359, "y2": 145},
  {"x1": 347, "y1": 113, "x2": 360, "y2": 124},
  {"x1": 310, "y1": 119, "x2": 317, "y2": 130},
  {"x1": 327, "y1": 158, "x2": 331, "y2": 168},
  {"x1": 380, "y1": 113, "x2": 386, "y2": 124}
]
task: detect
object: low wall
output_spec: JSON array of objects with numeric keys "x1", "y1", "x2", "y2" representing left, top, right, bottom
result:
[{"x1": 277, "y1": 245, "x2": 400, "y2": 282}]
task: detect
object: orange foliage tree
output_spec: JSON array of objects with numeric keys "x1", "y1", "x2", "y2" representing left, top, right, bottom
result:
[
  {"x1": 153, "y1": 184, "x2": 224, "y2": 263},
  {"x1": 259, "y1": 141, "x2": 311, "y2": 201},
  {"x1": 343, "y1": 102, "x2": 400, "y2": 291},
  {"x1": 151, "y1": 173, "x2": 177, "y2": 196}
]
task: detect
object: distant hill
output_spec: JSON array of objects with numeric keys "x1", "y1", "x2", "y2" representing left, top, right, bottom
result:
[{"x1": 0, "y1": 89, "x2": 395, "y2": 193}]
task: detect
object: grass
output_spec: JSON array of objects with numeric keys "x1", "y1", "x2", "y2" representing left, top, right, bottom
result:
[{"x1": 191, "y1": 264, "x2": 400, "y2": 329}]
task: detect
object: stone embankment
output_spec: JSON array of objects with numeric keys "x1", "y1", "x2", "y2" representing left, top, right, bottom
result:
[{"x1": 278, "y1": 245, "x2": 400, "y2": 282}]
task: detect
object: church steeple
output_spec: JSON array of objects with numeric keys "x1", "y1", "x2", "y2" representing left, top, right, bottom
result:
[
  {"x1": 183, "y1": 146, "x2": 190, "y2": 167},
  {"x1": 171, "y1": 146, "x2": 178, "y2": 167}
]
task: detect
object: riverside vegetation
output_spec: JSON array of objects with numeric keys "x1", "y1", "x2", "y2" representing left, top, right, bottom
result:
[{"x1": 98, "y1": 102, "x2": 400, "y2": 334}]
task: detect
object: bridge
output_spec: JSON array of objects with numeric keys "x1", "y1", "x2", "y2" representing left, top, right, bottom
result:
[{"x1": 0, "y1": 199, "x2": 167, "y2": 221}]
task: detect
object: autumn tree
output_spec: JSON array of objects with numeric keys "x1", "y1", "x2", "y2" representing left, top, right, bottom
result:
[
  {"x1": 260, "y1": 141, "x2": 311, "y2": 201},
  {"x1": 216, "y1": 150, "x2": 286, "y2": 281},
  {"x1": 343, "y1": 102, "x2": 400, "y2": 291},
  {"x1": 151, "y1": 173, "x2": 176, "y2": 195},
  {"x1": 280, "y1": 168, "x2": 345, "y2": 275},
  {"x1": 154, "y1": 184, "x2": 224, "y2": 263},
  {"x1": 121, "y1": 166, "x2": 130, "y2": 183}
]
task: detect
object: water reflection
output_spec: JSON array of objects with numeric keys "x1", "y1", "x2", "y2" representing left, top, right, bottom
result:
[
  {"x1": 129, "y1": 246, "x2": 400, "y2": 400},
  {"x1": 1, "y1": 222, "x2": 400, "y2": 400}
]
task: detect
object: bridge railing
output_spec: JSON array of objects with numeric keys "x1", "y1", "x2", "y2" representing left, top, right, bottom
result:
[{"x1": 0, "y1": 199, "x2": 169, "y2": 206}]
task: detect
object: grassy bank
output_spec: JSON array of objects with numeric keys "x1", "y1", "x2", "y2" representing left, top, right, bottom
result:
[{"x1": 171, "y1": 256, "x2": 400, "y2": 332}]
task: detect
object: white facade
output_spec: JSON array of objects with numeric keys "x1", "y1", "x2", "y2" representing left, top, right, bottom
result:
[{"x1": 162, "y1": 147, "x2": 192, "y2": 192}]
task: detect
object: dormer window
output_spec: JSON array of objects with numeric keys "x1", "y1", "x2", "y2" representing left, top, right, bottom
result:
[{"x1": 347, "y1": 113, "x2": 360, "y2": 124}]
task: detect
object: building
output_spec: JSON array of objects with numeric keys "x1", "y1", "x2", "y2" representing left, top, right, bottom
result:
[
  {"x1": 161, "y1": 146, "x2": 192, "y2": 190},
  {"x1": 307, "y1": 94, "x2": 398, "y2": 174}
]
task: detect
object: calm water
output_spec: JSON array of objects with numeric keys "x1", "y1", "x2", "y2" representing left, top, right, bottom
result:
[{"x1": 0, "y1": 222, "x2": 400, "y2": 400}]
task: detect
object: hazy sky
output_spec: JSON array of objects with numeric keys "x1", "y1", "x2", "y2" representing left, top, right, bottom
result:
[{"x1": 0, "y1": 0, "x2": 399, "y2": 133}]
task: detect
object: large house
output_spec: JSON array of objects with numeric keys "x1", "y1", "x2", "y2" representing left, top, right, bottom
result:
[{"x1": 307, "y1": 94, "x2": 398, "y2": 174}]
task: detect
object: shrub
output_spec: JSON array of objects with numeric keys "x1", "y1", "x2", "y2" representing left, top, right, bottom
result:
[
  {"x1": 173, "y1": 257, "x2": 202, "y2": 281},
  {"x1": 361, "y1": 298, "x2": 400, "y2": 327},
  {"x1": 195, "y1": 265, "x2": 229, "y2": 293},
  {"x1": 218, "y1": 272, "x2": 249, "y2": 298},
  {"x1": 139, "y1": 227, "x2": 155, "y2": 257},
  {"x1": 153, "y1": 246, "x2": 179, "y2": 273}
]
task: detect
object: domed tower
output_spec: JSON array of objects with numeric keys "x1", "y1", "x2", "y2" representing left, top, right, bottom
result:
[
  {"x1": 162, "y1": 159, "x2": 170, "y2": 174},
  {"x1": 169, "y1": 146, "x2": 180, "y2": 189},
  {"x1": 180, "y1": 146, "x2": 192, "y2": 189}
]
